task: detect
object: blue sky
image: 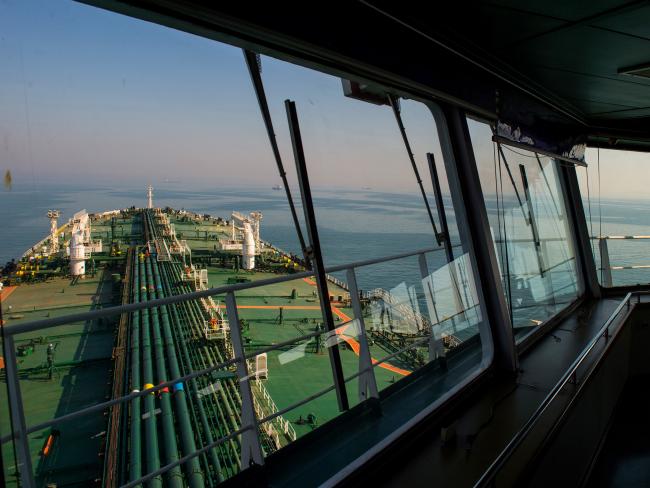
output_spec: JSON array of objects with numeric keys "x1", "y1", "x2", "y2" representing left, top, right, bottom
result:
[
  {"x1": 0, "y1": 0, "x2": 450, "y2": 194},
  {"x1": 2, "y1": 1, "x2": 646, "y2": 199}
]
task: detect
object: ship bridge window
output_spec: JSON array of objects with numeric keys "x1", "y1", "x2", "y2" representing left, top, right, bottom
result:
[
  {"x1": 254, "y1": 54, "x2": 493, "y2": 407},
  {"x1": 0, "y1": 3, "x2": 342, "y2": 484},
  {"x1": 577, "y1": 148, "x2": 650, "y2": 287},
  {"x1": 467, "y1": 118, "x2": 581, "y2": 342},
  {"x1": 0, "y1": 1, "x2": 495, "y2": 486}
]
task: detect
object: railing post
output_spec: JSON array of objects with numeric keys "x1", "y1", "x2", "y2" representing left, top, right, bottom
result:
[
  {"x1": 224, "y1": 292, "x2": 264, "y2": 468},
  {"x1": 3, "y1": 334, "x2": 35, "y2": 487},
  {"x1": 345, "y1": 268, "x2": 379, "y2": 402},
  {"x1": 418, "y1": 253, "x2": 446, "y2": 363},
  {"x1": 599, "y1": 238, "x2": 613, "y2": 287}
]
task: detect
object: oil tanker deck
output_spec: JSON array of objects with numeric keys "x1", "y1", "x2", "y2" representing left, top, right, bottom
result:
[{"x1": 0, "y1": 193, "x2": 431, "y2": 487}]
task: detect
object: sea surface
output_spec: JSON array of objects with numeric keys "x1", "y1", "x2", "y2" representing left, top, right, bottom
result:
[
  {"x1": 0, "y1": 183, "x2": 453, "y2": 290},
  {"x1": 2, "y1": 183, "x2": 649, "y2": 331}
]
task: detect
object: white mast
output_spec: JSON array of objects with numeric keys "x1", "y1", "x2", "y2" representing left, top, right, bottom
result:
[
  {"x1": 69, "y1": 230, "x2": 86, "y2": 276},
  {"x1": 242, "y1": 222, "x2": 256, "y2": 269},
  {"x1": 230, "y1": 211, "x2": 263, "y2": 270},
  {"x1": 249, "y1": 211, "x2": 263, "y2": 250},
  {"x1": 147, "y1": 185, "x2": 153, "y2": 209},
  {"x1": 47, "y1": 210, "x2": 60, "y2": 255},
  {"x1": 69, "y1": 210, "x2": 90, "y2": 277}
]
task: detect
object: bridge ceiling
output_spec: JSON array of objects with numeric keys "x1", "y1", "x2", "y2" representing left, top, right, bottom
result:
[{"x1": 82, "y1": 0, "x2": 650, "y2": 146}]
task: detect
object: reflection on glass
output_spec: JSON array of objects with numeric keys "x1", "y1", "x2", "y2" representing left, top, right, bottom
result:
[
  {"x1": 423, "y1": 252, "x2": 482, "y2": 353},
  {"x1": 0, "y1": 0, "x2": 499, "y2": 484},
  {"x1": 258, "y1": 54, "x2": 491, "y2": 407},
  {"x1": 244, "y1": 319, "x2": 351, "y2": 441},
  {"x1": 469, "y1": 118, "x2": 580, "y2": 340}
]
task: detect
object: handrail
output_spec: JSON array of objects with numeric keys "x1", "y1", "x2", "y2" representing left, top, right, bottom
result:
[
  {"x1": 474, "y1": 292, "x2": 636, "y2": 487},
  {"x1": 493, "y1": 234, "x2": 650, "y2": 244},
  {"x1": 122, "y1": 332, "x2": 434, "y2": 488},
  {"x1": 0, "y1": 245, "x2": 449, "y2": 446},
  {"x1": 0, "y1": 356, "x2": 239, "y2": 443},
  {"x1": 586, "y1": 235, "x2": 650, "y2": 285},
  {"x1": 590, "y1": 235, "x2": 650, "y2": 240},
  {"x1": 2, "y1": 234, "x2": 486, "y2": 488},
  {"x1": 325, "y1": 246, "x2": 438, "y2": 273},
  {"x1": 0, "y1": 325, "x2": 337, "y2": 446},
  {"x1": 121, "y1": 425, "x2": 250, "y2": 488},
  {"x1": 4, "y1": 246, "x2": 438, "y2": 337},
  {"x1": 258, "y1": 334, "x2": 432, "y2": 426},
  {"x1": 0, "y1": 318, "x2": 435, "y2": 482}
]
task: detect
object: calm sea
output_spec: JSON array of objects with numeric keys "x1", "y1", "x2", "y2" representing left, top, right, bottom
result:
[
  {"x1": 2, "y1": 183, "x2": 649, "y2": 328},
  {"x1": 0, "y1": 183, "x2": 449, "y2": 292}
]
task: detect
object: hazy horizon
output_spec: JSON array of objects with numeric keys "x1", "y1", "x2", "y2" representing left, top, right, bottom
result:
[
  {"x1": 1, "y1": 1, "x2": 648, "y2": 199},
  {"x1": 1, "y1": 0, "x2": 448, "y2": 195}
]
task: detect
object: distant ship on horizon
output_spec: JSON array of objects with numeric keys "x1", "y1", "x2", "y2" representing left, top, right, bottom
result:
[{"x1": 272, "y1": 184, "x2": 282, "y2": 190}]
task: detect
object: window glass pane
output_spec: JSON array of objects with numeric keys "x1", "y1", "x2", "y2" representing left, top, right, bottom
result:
[
  {"x1": 260, "y1": 60, "x2": 490, "y2": 399},
  {"x1": 0, "y1": 1, "x2": 492, "y2": 485},
  {"x1": 468, "y1": 118, "x2": 581, "y2": 341},
  {"x1": 577, "y1": 148, "x2": 650, "y2": 287},
  {"x1": 0, "y1": 2, "x2": 312, "y2": 483}
]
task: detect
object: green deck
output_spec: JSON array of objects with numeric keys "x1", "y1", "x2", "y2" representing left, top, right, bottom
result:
[
  {"x1": 171, "y1": 217, "x2": 230, "y2": 252},
  {"x1": 1, "y1": 274, "x2": 119, "y2": 486},
  {"x1": 1, "y1": 208, "x2": 427, "y2": 486},
  {"x1": 206, "y1": 268, "x2": 413, "y2": 436}
]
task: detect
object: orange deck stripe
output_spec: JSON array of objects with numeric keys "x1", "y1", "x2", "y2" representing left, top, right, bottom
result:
[
  {"x1": 0, "y1": 286, "x2": 16, "y2": 302},
  {"x1": 331, "y1": 305, "x2": 410, "y2": 377},
  {"x1": 216, "y1": 305, "x2": 321, "y2": 310},
  {"x1": 214, "y1": 284, "x2": 411, "y2": 376}
]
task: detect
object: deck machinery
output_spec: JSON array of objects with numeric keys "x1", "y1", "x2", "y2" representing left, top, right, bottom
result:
[
  {"x1": 1, "y1": 197, "x2": 444, "y2": 487},
  {"x1": 1, "y1": 207, "x2": 296, "y2": 487},
  {"x1": 110, "y1": 209, "x2": 286, "y2": 487}
]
